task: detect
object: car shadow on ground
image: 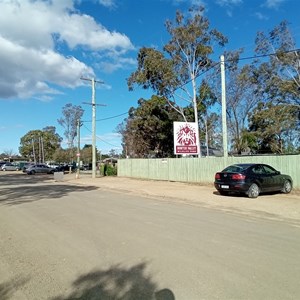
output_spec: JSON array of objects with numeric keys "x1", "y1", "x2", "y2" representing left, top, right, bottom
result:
[
  {"x1": 0, "y1": 176, "x2": 98, "y2": 206},
  {"x1": 213, "y1": 191, "x2": 283, "y2": 198},
  {"x1": 52, "y1": 262, "x2": 175, "y2": 300}
]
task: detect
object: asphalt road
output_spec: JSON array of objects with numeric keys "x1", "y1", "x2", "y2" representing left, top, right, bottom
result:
[{"x1": 1, "y1": 173, "x2": 300, "y2": 300}]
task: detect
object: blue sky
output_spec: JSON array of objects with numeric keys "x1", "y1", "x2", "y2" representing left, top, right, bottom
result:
[{"x1": 0, "y1": 0, "x2": 299, "y2": 156}]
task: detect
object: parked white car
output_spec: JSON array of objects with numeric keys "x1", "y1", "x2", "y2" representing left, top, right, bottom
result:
[{"x1": 1, "y1": 163, "x2": 19, "y2": 171}]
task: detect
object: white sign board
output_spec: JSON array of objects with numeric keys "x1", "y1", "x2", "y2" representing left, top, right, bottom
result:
[{"x1": 173, "y1": 122, "x2": 199, "y2": 155}]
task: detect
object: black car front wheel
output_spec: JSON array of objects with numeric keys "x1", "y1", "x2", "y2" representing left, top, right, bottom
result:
[
  {"x1": 282, "y1": 180, "x2": 292, "y2": 194},
  {"x1": 247, "y1": 183, "x2": 260, "y2": 198}
]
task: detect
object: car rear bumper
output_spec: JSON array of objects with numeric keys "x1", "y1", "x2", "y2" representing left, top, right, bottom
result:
[{"x1": 214, "y1": 182, "x2": 250, "y2": 193}]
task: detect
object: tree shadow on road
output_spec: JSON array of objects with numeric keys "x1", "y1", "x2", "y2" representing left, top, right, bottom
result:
[
  {"x1": 0, "y1": 276, "x2": 29, "y2": 300},
  {"x1": 52, "y1": 262, "x2": 175, "y2": 300},
  {"x1": 0, "y1": 183, "x2": 98, "y2": 206}
]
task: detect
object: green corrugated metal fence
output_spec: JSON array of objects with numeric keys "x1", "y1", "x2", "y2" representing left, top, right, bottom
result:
[{"x1": 118, "y1": 155, "x2": 300, "y2": 189}]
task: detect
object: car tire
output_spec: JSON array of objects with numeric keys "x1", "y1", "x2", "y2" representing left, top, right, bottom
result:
[
  {"x1": 282, "y1": 180, "x2": 292, "y2": 194},
  {"x1": 3, "y1": 168, "x2": 6, "y2": 171},
  {"x1": 247, "y1": 183, "x2": 260, "y2": 198}
]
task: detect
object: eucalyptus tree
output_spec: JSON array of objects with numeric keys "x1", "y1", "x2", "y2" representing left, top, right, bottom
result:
[
  {"x1": 58, "y1": 103, "x2": 84, "y2": 149},
  {"x1": 248, "y1": 103, "x2": 299, "y2": 154},
  {"x1": 117, "y1": 96, "x2": 183, "y2": 158},
  {"x1": 19, "y1": 127, "x2": 62, "y2": 162},
  {"x1": 247, "y1": 21, "x2": 300, "y2": 153},
  {"x1": 127, "y1": 5, "x2": 227, "y2": 150},
  {"x1": 254, "y1": 20, "x2": 300, "y2": 106}
]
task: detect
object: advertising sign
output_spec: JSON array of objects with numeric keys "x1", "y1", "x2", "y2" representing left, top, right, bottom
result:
[{"x1": 173, "y1": 122, "x2": 199, "y2": 155}]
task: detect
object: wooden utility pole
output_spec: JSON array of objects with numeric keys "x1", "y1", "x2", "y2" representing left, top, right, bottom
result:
[{"x1": 81, "y1": 77, "x2": 105, "y2": 178}]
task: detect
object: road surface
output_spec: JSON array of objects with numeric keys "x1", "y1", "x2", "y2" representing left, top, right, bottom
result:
[{"x1": 0, "y1": 173, "x2": 300, "y2": 299}]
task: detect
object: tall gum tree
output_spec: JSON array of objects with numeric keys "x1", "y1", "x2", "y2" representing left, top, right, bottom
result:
[
  {"x1": 127, "y1": 6, "x2": 227, "y2": 155},
  {"x1": 249, "y1": 21, "x2": 300, "y2": 153},
  {"x1": 254, "y1": 20, "x2": 300, "y2": 106},
  {"x1": 58, "y1": 103, "x2": 84, "y2": 149}
]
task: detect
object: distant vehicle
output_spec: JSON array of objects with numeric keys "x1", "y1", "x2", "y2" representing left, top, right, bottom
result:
[
  {"x1": 55, "y1": 164, "x2": 76, "y2": 173},
  {"x1": 0, "y1": 161, "x2": 8, "y2": 168},
  {"x1": 22, "y1": 162, "x2": 34, "y2": 173},
  {"x1": 26, "y1": 164, "x2": 56, "y2": 175},
  {"x1": 214, "y1": 163, "x2": 293, "y2": 198},
  {"x1": 1, "y1": 162, "x2": 19, "y2": 171},
  {"x1": 81, "y1": 163, "x2": 92, "y2": 170}
]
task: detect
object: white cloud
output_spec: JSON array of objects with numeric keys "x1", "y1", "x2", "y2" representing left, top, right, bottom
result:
[
  {"x1": 215, "y1": 0, "x2": 242, "y2": 17},
  {"x1": 215, "y1": 0, "x2": 243, "y2": 6},
  {"x1": 96, "y1": 57, "x2": 136, "y2": 73},
  {"x1": 0, "y1": 0, "x2": 133, "y2": 100},
  {"x1": 264, "y1": 0, "x2": 286, "y2": 9},
  {"x1": 254, "y1": 12, "x2": 269, "y2": 20},
  {"x1": 98, "y1": 0, "x2": 117, "y2": 9}
]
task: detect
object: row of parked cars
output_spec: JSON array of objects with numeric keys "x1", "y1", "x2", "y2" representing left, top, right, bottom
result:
[
  {"x1": 0, "y1": 161, "x2": 76, "y2": 174},
  {"x1": 22, "y1": 163, "x2": 76, "y2": 175}
]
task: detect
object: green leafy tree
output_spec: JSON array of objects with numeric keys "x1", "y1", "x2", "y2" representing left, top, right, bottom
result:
[
  {"x1": 81, "y1": 144, "x2": 92, "y2": 164},
  {"x1": 248, "y1": 103, "x2": 299, "y2": 154},
  {"x1": 127, "y1": 5, "x2": 227, "y2": 146},
  {"x1": 58, "y1": 103, "x2": 84, "y2": 149},
  {"x1": 52, "y1": 148, "x2": 71, "y2": 163},
  {"x1": 19, "y1": 127, "x2": 62, "y2": 161},
  {"x1": 244, "y1": 21, "x2": 300, "y2": 153},
  {"x1": 117, "y1": 96, "x2": 183, "y2": 158},
  {"x1": 254, "y1": 20, "x2": 300, "y2": 106}
]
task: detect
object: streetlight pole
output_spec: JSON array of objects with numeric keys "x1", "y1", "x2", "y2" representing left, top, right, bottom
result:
[{"x1": 220, "y1": 54, "x2": 228, "y2": 157}]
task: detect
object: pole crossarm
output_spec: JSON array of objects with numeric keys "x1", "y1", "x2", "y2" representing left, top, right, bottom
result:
[{"x1": 80, "y1": 77, "x2": 104, "y2": 84}]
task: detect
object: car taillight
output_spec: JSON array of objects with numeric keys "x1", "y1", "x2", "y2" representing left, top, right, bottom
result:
[
  {"x1": 232, "y1": 174, "x2": 246, "y2": 180},
  {"x1": 215, "y1": 173, "x2": 221, "y2": 179}
]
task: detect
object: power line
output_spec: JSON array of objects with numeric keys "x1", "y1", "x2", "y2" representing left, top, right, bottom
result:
[
  {"x1": 82, "y1": 112, "x2": 128, "y2": 123},
  {"x1": 178, "y1": 48, "x2": 300, "y2": 90},
  {"x1": 82, "y1": 123, "x2": 121, "y2": 148}
]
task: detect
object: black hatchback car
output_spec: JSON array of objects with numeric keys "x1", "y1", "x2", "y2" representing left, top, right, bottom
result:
[{"x1": 214, "y1": 163, "x2": 293, "y2": 198}]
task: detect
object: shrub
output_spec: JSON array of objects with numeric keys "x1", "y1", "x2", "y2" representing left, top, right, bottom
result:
[{"x1": 101, "y1": 164, "x2": 117, "y2": 176}]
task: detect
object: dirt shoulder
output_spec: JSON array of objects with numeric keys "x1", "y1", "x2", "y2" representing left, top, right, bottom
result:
[{"x1": 60, "y1": 174, "x2": 300, "y2": 226}]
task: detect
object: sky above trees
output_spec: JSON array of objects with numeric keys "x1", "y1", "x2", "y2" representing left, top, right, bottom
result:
[{"x1": 0, "y1": 0, "x2": 299, "y2": 155}]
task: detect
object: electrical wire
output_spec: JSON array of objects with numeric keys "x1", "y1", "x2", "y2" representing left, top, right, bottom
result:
[
  {"x1": 82, "y1": 123, "x2": 121, "y2": 148},
  {"x1": 82, "y1": 112, "x2": 128, "y2": 123},
  {"x1": 81, "y1": 48, "x2": 300, "y2": 123}
]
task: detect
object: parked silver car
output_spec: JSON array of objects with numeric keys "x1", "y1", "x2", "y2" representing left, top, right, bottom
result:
[
  {"x1": 1, "y1": 163, "x2": 19, "y2": 171},
  {"x1": 26, "y1": 164, "x2": 56, "y2": 175}
]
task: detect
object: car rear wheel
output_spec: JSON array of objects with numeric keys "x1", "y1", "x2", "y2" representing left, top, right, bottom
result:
[
  {"x1": 247, "y1": 183, "x2": 260, "y2": 198},
  {"x1": 282, "y1": 180, "x2": 292, "y2": 194}
]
